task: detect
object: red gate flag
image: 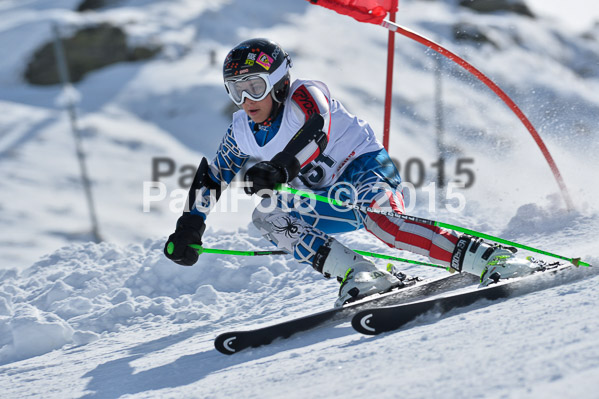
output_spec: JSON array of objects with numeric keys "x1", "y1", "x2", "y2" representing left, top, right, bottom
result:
[{"x1": 306, "y1": 0, "x2": 397, "y2": 24}]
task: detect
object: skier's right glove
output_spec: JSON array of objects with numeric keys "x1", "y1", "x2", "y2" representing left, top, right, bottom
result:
[{"x1": 164, "y1": 213, "x2": 206, "y2": 266}]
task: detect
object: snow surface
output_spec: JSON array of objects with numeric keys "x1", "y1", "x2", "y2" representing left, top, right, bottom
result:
[{"x1": 1, "y1": 0, "x2": 599, "y2": 398}]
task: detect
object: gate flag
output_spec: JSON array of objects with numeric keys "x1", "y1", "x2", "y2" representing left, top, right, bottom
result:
[{"x1": 306, "y1": 0, "x2": 397, "y2": 24}]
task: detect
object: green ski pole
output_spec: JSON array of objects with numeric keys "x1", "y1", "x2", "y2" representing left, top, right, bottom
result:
[
  {"x1": 189, "y1": 244, "x2": 450, "y2": 271},
  {"x1": 276, "y1": 185, "x2": 592, "y2": 267},
  {"x1": 189, "y1": 244, "x2": 286, "y2": 257}
]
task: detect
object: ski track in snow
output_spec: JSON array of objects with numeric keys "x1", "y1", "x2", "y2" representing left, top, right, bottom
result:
[{"x1": 1, "y1": 0, "x2": 599, "y2": 398}]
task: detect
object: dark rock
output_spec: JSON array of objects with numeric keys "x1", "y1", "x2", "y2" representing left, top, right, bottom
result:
[
  {"x1": 459, "y1": 0, "x2": 535, "y2": 18},
  {"x1": 24, "y1": 24, "x2": 160, "y2": 85},
  {"x1": 77, "y1": 0, "x2": 121, "y2": 12}
]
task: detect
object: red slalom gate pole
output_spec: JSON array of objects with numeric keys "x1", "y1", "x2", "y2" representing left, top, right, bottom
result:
[
  {"x1": 380, "y1": 20, "x2": 574, "y2": 211},
  {"x1": 382, "y1": 2, "x2": 397, "y2": 151}
]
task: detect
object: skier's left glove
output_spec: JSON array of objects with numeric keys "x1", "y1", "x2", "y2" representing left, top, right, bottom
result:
[
  {"x1": 164, "y1": 213, "x2": 206, "y2": 266},
  {"x1": 244, "y1": 150, "x2": 301, "y2": 197},
  {"x1": 243, "y1": 161, "x2": 287, "y2": 197}
]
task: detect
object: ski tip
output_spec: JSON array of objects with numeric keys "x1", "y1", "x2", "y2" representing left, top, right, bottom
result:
[
  {"x1": 351, "y1": 311, "x2": 380, "y2": 335},
  {"x1": 214, "y1": 333, "x2": 239, "y2": 355}
]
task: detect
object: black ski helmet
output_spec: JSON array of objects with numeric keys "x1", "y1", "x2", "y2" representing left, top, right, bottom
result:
[{"x1": 223, "y1": 38, "x2": 292, "y2": 105}]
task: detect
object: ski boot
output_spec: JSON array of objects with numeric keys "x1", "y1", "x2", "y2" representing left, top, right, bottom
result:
[
  {"x1": 313, "y1": 239, "x2": 402, "y2": 307},
  {"x1": 451, "y1": 235, "x2": 538, "y2": 286}
]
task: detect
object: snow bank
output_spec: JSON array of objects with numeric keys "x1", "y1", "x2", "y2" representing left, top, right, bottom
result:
[
  {"x1": 0, "y1": 229, "x2": 331, "y2": 365},
  {"x1": 503, "y1": 196, "x2": 596, "y2": 236},
  {"x1": 0, "y1": 303, "x2": 79, "y2": 364}
]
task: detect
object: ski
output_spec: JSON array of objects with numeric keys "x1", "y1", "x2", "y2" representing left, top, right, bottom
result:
[
  {"x1": 214, "y1": 271, "x2": 478, "y2": 355},
  {"x1": 351, "y1": 261, "x2": 584, "y2": 335}
]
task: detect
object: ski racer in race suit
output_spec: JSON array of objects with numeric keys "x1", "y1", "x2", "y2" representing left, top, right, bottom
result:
[{"x1": 164, "y1": 38, "x2": 536, "y2": 306}]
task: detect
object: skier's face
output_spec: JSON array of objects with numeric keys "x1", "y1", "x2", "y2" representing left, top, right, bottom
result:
[{"x1": 242, "y1": 94, "x2": 273, "y2": 124}]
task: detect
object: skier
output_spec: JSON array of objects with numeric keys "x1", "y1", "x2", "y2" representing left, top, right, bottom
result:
[{"x1": 164, "y1": 38, "x2": 535, "y2": 306}]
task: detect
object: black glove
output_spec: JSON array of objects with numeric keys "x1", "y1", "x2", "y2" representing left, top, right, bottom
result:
[
  {"x1": 164, "y1": 213, "x2": 206, "y2": 266},
  {"x1": 244, "y1": 161, "x2": 287, "y2": 197}
]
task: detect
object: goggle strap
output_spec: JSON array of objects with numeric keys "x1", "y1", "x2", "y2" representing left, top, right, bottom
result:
[{"x1": 267, "y1": 60, "x2": 288, "y2": 87}]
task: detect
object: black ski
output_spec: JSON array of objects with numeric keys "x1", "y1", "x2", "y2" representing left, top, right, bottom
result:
[
  {"x1": 351, "y1": 262, "x2": 577, "y2": 335},
  {"x1": 214, "y1": 272, "x2": 478, "y2": 355}
]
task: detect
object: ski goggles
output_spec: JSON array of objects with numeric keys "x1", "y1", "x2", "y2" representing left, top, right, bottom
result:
[
  {"x1": 225, "y1": 74, "x2": 271, "y2": 105},
  {"x1": 224, "y1": 60, "x2": 288, "y2": 105}
]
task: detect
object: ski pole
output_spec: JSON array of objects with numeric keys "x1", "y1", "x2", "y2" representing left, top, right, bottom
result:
[
  {"x1": 189, "y1": 244, "x2": 451, "y2": 271},
  {"x1": 189, "y1": 244, "x2": 287, "y2": 257},
  {"x1": 276, "y1": 185, "x2": 592, "y2": 267},
  {"x1": 352, "y1": 249, "x2": 450, "y2": 271}
]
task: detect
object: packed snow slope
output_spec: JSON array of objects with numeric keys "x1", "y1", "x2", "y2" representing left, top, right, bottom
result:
[
  {"x1": 1, "y1": 231, "x2": 598, "y2": 398},
  {"x1": 1, "y1": 0, "x2": 599, "y2": 398}
]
